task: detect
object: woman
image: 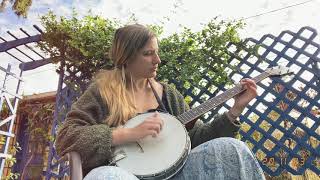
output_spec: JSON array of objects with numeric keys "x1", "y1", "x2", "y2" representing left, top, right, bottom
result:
[{"x1": 56, "y1": 24, "x2": 265, "y2": 180}]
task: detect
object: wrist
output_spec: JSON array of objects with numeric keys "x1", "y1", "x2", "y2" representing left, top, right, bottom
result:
[
  {"x1": 227, "y1": 110, "x2": 238, "y2": 121},
  {"x1": 122, "y1": 128, "x2": 135, "y2": 143},
  {"x1": 227, "y1": 106, "x2": 244, "y2": 122},
  {"x1": 229, "y1": 106, "x2": 244, "y2": 117},
  {"x1": 112, "y1": 128, "x2": 132, "y2": 146}
]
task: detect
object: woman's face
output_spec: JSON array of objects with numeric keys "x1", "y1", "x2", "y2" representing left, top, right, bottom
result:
[{"x1": 126, "y1": 37, "x2": 161, "y2": 79}]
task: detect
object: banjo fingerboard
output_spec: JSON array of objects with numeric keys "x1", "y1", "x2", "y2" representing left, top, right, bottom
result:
[{"x1": 177, "y1": 72, "x2": 270, "y2": 125}]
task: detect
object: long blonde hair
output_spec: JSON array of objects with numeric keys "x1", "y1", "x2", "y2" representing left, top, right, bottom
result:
[{"x1": 95, "y1": 24, "x2": 155, "y2": 127}]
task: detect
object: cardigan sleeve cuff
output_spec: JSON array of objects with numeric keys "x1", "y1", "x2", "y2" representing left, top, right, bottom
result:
[{"x1": 210, "y1": 112, "x2": 241, "y2": 137}]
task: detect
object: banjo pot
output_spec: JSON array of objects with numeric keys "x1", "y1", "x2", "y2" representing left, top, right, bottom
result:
[{"x1": 113, "y1": 112, "x2": 191, "y2": 180}]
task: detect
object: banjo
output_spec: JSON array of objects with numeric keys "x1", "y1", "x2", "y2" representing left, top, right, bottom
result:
[{"x1": 112, "y1": 66, "x2": 293, "y2": 179}]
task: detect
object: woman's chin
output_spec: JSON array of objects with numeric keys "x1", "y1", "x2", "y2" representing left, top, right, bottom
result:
[{"x1": 147, "y1": 72, "x2": 157, "y2": 78}]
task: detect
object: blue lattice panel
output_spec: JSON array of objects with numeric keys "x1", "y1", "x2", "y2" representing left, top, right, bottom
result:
[
  {"x1": 221, "y1": 27, "x2": 319, "y2": 176},
  {"x1": 45, "y1": 65, "x2": 90, "y2": 179},
  {"x1": 172, "y1": 27, "x2": 319, "y2": 176}
]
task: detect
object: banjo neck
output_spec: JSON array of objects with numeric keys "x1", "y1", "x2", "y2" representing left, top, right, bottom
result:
[{"x1": 177, "y1": 71, "x2": 271, "y2": 125}]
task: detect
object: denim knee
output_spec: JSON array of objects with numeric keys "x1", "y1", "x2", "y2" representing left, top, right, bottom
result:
[
  {"x1": 209, "y1": 137, "x2": 246, "y2": 146},
  {"x1": 206, "y1": 137, "x2": 252, "y2": 156},
  {"x1": 84, "y1": 166, "x2": 139, "y2": 180}
]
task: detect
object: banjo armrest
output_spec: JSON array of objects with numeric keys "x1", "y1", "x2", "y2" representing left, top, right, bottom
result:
[{"x1": 58, "y1": 151, "x2": 83, "y2": 180}]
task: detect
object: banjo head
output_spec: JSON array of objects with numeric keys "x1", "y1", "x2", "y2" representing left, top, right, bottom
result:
[{"x1": 114, "y1": 112, "x2": 190, "y2": 179}]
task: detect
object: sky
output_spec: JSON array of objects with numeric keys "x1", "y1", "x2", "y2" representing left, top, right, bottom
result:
[{"x1": 0, "y1": 0, "x2": 320, "y2": 96}]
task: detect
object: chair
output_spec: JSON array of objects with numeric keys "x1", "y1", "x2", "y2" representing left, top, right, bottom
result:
[{"x1": 59, "y1": 151, "x2": 83, "y2": 180}]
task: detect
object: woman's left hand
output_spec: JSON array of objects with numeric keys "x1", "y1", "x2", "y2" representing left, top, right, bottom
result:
[{"x1": 230, "y1": 78, "x2": 258, "y2": 116}]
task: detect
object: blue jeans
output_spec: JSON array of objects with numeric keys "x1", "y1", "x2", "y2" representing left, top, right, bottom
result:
[{"x1": 84, "y1": 137, "x2": 265, "y2": 180}]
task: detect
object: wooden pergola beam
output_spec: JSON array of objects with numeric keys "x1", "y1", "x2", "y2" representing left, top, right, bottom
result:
[
  {"x1": 19, "y1": 57, "x2": 53, "y2": 71},
  {"x1": 0, "y1": 34, "x2": 41, "y2": 53}
]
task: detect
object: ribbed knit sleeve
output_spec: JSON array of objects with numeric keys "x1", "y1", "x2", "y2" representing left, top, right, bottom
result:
[
  {"x1": 55, "y1": 83, "x2": 112, "y2": 175},
  {"x1": 188, "y1": 112, "x2": 241, "y2": 148},
  {"x1": 163, "y1": 83, "x2": 241, "y2": 149}
]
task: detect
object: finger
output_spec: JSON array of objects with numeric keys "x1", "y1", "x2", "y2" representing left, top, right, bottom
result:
[
  {"x1": 240, "y1": 79, "x2": 250, "y2": 88},
  {"x1": 148, "y1": 130, "x2": 158, "y2": 138},
  {"x1": 242, "y1": 80, "x2": 256, "y2": 90},
  {"x1": 160, "y1": 119, "x2": 164, "y2": 130},
  {"x1": 241, "y1": 78, "x2": 256, "y2": 86},
  {"x1": 145, "y1": 118, "x2": 162, "y2": 129},
  {"x1": 147, "y1": 123, "x2": 161, "y2": 134},
  {"x1": 245, "y1": 83, "x2": 256, "y2": 94},
  {"x1": 246, "y1": 79, "x2": 257, "y2": 88},
  {"x1": 144, "y1": 112, "x2": 158, "y2": 122},
  {"x1": 240, "y1": 78, "x2": 250, "y2": 83},
  {"x1": 145, "y1": 130, "x2": 157, "y2": 137},
  {"x1": 249, "y1": 86, "x2": 258, "y2": 96},
  {"x1": 240, "y1": 81, "x2": 249, "y2": 90},
  {"x1": 247, "y1": 78, "x2": 255, "y2": 84},
  {"x1": 153, "y1": 111, "x2": 159, "y2": 117},
  {"x1": 246, "y1": 83, "x2": 257, "y2": 93},
  {"x1": 145, "y1": 114, "x2": 164, "y2": 131},
  {"x1": 144, "y1": 119, "x2": 156, "y2": 124},
  {"x1": 155, "y1": 118, "x2": 164, "y2": 131}
]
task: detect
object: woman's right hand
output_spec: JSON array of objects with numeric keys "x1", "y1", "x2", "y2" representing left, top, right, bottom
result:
[
  {"x1": 112, "y1": 112, "x2": 164, "y2": 146},
  {"x1": 130, "y1": 111, "x2": 164, "y2": 140}
]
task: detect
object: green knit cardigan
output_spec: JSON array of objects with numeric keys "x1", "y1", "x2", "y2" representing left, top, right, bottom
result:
[{"x1": 56, "y1": 82, "x2": 240, "y2": 175}]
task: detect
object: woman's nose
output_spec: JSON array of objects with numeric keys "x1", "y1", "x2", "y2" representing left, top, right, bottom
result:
[{"x1": 154, "y1": 53, "x2": 161, "y2": 64}]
